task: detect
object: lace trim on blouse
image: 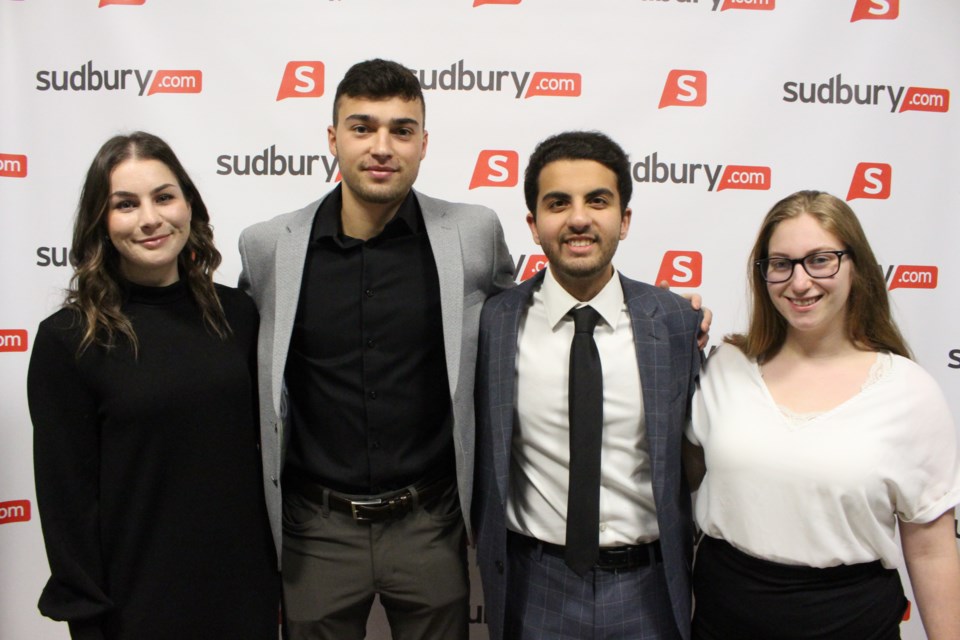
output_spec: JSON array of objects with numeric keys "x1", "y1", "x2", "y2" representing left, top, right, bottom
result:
[{"x1": 778, "y1": 352, "x2": 891, "y2": 425}]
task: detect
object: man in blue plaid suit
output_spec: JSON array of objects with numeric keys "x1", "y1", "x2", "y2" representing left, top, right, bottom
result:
[{"x1": 473, "y1": 131, "x2": 702, "y2": 640}]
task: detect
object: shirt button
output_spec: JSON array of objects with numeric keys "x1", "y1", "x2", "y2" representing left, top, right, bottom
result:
[
  {"x1": 599, "y1": 522, "x2": 607, "y2": 532},
  {"x1": 365, "y1": 288, "x2": 374, "y2": 297},
  {"x1": 369, "y1": 390, "x2": 377, "y2": 400},
  {"x1": 366, "y1": 339, "x2": 376, "y2": 349}
]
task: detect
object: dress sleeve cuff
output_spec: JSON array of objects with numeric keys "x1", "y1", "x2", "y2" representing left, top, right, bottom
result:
[{"x1": 68, "y1": 619, "x2": 106, "y2": 640}]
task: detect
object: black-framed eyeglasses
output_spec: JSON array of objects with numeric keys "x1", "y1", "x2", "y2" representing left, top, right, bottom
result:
[{"x1": 755, "y1": 250, "x2": 850, "y2": 283}]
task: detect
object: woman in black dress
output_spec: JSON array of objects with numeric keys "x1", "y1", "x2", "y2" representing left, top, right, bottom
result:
[{"x1": 27, "y1": 132, "x2": 279, "y2": 640}]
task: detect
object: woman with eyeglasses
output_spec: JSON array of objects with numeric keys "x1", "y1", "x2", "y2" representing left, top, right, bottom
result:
[{"x1": 684, "y1": 190, "x2": 960, "y2": 639}]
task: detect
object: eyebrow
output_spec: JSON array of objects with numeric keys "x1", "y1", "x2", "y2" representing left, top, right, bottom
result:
[
  {"x1": 585, "y1": 188, "x2": 615, "y2": 200},
  {"x1": 110, "y1": 183, "x2": 177, "y2": 199},
  {"x1": 540, "y1": 190, "x2": 571, "y2": 203},
  {"x1": 343, "y1": 114, "x2": 421, "y2": 128},
  {"x1": 540, "y1": 187, "x2": 615, "y2": 203},
  {"x1": 767, "y1": 247, "x2": 842, "y2": 257}
]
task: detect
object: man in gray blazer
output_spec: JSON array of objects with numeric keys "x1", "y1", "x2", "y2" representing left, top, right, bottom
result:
[
  {"x1": 239, "y1": 59, "x2": 513, "y2": 640},
  {"x1": 473, "y1": 131, "x2": 702, "y2": 640}
]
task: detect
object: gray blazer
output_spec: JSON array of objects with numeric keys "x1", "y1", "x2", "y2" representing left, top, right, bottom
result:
[
  {"x1": 238, "y1": 188, "x2": 515, "y2": 563},
  {"x1": 472, "y1": 270, "x2": 702, "y2": 640}
]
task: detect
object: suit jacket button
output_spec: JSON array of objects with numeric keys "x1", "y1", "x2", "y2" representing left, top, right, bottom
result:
[{"x1": 496, "y1": 560, "x2": 504, "y2": 574}]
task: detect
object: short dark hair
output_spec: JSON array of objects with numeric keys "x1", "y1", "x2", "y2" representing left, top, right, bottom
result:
[
  {"x1": 332, "y1": 58, "x2": 425, "y2": 125},
  {"x1": 524, "y1": 131, "x2": 632, "y2": 216}
]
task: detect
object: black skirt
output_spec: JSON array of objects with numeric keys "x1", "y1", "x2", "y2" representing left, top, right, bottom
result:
[{"x1": 692, "y1": 535, "x2": 907, "y2": 640}]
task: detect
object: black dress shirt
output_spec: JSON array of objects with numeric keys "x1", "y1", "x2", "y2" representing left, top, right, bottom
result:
[{"x1": 283, "y1": 187, "x2": 453, "y2": 494}]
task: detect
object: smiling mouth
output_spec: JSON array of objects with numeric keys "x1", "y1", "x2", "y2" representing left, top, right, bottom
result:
[
  {"x1": 789, "y1": 295, "x2": 822, "y2": 308},
  {"x1": 566, "y1": 237, "x2": 595, "y2": 248},
  {"x1": 136, "y1": 233, "x2": 172, "y2": 247}
]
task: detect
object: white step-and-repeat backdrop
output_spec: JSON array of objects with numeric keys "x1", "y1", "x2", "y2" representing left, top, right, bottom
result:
[{"x1": 2, "y1": 1, "x2": 957, "y2": 638}]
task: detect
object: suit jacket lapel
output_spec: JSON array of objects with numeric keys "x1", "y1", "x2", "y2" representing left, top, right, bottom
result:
[
  {"x1": 272, "y1": 206, "x2": 314, "y2": 413},
  {"x1": 419, "y1": 192, "x2": 464, "y2": 397},
  {"x1": 623, "y1": 276, "x2": 671, "y2": 502},
  {"x1": 493, "y1": 272, "x2": 542, "y2": 503}
]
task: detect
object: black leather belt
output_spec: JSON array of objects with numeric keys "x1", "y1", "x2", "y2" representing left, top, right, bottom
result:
[
  {"x1": 509, "y1": 532, "x2": 662, "y2": 571},
  {"x1": 286, "y1": 475, "x2": 452, "y2": 523}
]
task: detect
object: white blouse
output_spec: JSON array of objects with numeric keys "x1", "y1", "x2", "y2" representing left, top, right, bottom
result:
[{"x1": 687, "y1": 344, "x2": 960, "y2": 569}]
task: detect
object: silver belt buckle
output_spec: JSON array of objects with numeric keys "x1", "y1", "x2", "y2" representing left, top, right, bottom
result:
[{"x1": 350, "y1": 498, "x2": 383, "y2": 522}]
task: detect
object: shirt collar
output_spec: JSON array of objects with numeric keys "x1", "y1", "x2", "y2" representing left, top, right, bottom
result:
[
  {"x1": 541, "y1": 266, "x2": 625, "y2": 331},
  {"x1": 311, "y1": 185, "x2": 421, "y2": 243}
]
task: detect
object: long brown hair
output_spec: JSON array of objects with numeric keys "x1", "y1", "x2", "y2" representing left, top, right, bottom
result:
[
  {"x1": 66, "y1": 131, "x2": 229, "y2": 354},
  {"x1": 727, "y1": 190, "x2": 911, "y2": 361}
]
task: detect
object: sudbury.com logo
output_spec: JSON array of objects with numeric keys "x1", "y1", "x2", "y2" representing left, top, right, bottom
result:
[
  {"x1": 948, "y1": 349, "x2": 960, "y2": 370},
  {"x1": 847, "y1": 162, "x2": 891, "y2": 200},
  {"x1": 477, "y1": 0, "x2": 777, "y2": 12},
  {"x1": 632, "y1": 153, "x2": 770, "y2": 191},
  {"x1": 656, "y1": 251, "x2": 703, "y2": 288},
  {"x1": 217, "y1": 146, "x2": 340, "y2": 179},
  {"x1": 880, "y1": 264, "x2": 937, "y2": 291},
  {"x1": 0, "y1": 501, "x2": 31, "y2": 526},
  {"x1": 274, "y1": 59, "x2": 576, "y2": 101},
  {"x1": 850, "y1": 0, "x2": 898, "y2": 22},
  {"x1": 277, "y1": 61, "x2": 324, "y2": 101},
  {"x1": 1, "y1": 154, "x2": 27, "y2": 178},
  {"x1": 514, "y1": 254, "x2": 547, "y2": 283},
  {"x1": 660, "y1": 70, "x2": 707, "y2": 109},
  {"x1": 467, "y1": 149, "x2": 770, "y2": 192},
  {"x1": 217, "y1": 63, "x2": 335, "y2": 177},
  {"x1": 512, "y1": 252, "x2": 703, "y2": 288},
  {"x1": 35, "y1": 61, "x2": 202, "y2": 96},
  {"x1": 571, "y1": 0, "x2": 889, "y2": 19},
  {"x1": 409, "y1": 60, "x2": 581, "y2": 100},
  {"x1": 712, "y1": 0, "x2": 775, "y2": 12},
  {"x1": 844, "y1": 164, "x2": 934, "y2": 293},
  {"x1": 0, "y1": 330, "x2": 28, "y2": 352},
  {"x1": 470, "y1": 151, "x2": 519, "y2": 189},
  {"x1": 783, "y1": 74, "x2": 949, "y2": 114}
]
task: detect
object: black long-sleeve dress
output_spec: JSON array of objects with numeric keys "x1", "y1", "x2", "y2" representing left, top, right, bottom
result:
[{"x1": 27, "y1": 281, "x2": 279, "y2": 640}]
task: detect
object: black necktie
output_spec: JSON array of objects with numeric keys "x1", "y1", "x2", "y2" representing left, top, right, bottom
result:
[{"x1": 565, "y1": 305, "x2": 603, "y2": 577}]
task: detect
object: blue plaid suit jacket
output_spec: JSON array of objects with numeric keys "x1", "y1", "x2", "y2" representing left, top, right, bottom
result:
[{"x1": 473, "y1": 270, "x2": 701, "y2": 640}]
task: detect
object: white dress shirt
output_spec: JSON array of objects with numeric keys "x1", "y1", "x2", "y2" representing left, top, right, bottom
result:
[{"x1": 506, "y1": 267, "x2": 660, "y2": 546}]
